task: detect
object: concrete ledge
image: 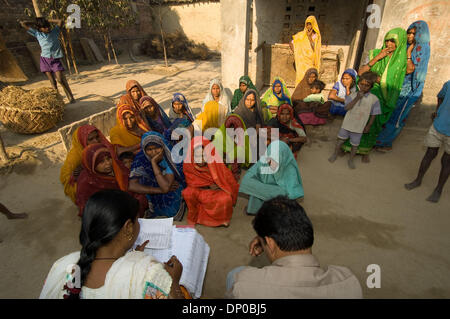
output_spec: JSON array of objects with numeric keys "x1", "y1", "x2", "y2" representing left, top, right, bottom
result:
[{"x1": 58, "y1": 106, "x2": 117, "y2": 153}]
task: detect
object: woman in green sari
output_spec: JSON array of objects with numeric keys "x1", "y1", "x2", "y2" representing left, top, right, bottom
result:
[
  {"x1": 261, "y1": 77, "x2": 292, "y2": 123},
  {"x1": 231, "y1": 75, "x2": 259, "y2": 111},
  {"x1": 239, "y1": 140, "x2": 304, "y2": 215},
  {"x1": 343, "y1": 28, "x2": 407, "y2": 161},
  {"x1": 213, "y1": 113, "x2": 252, "y2": 180}
]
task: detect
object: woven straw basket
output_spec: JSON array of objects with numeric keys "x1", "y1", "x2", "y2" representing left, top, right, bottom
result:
[
  {"x1": 0, "y1": 86, "x2": 64, "y2": 134},
  {"x1": 0, "y1": 105, "x2": 63, "y2": 134}
]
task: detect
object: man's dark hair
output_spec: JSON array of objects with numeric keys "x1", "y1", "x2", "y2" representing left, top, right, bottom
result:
[
  {"x1": 119, "y1": 151, "x2": 134, "y2": 162},
  {"x1": 252, "y1": 196, "x2": 314, "y2": 251},
  {"x1": 359, "y1": 71, "x2": 378, "y2": 87},
  {"x1": 310, "y1": 80, "x2": 325, "y2": 91},
  {"x1": 35, "y1": 17, "x2": 50, "y2": 29}
]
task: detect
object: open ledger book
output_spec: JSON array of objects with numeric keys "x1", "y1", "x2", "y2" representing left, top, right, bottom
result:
[{"x1": 134, "y1": 218, "x2": 210, "y2": 299}]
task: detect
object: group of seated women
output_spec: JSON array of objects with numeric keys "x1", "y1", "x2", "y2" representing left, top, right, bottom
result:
[{"x1": 60, "y1": 76, "x2": 311, "y2": 227}]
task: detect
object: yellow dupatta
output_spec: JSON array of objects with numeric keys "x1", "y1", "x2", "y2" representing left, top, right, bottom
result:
[
  {"x1": 60, "y1": 127, "x2": 84, "y2": 203},
  {"x1": 292, "y1": 16, "x2": 321, "y2": 85},
  {"x1": 193, "y1": 100, "x2": 220, "y2": 132}
]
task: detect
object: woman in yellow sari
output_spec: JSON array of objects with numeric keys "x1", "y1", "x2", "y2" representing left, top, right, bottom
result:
[
  {"x1": 59, "y1": 125, "x2": 109, "y2": 203},
  {"x1": 192, "y1": 100, "x2": 226, "y2": 135},
  {"x1": 110, "y1": 104, "x2": 150, "y2": 149},
  {"x1": 291, "y1": 16, "x2": 321, "y2": 86}
]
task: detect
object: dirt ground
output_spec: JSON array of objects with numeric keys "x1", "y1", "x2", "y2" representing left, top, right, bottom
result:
[{"x1": 0, "y1": 55, "x2": 449, "y2": 299}]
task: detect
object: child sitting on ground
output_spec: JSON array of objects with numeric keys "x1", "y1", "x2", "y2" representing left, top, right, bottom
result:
[
  {"x1": 296, "y1": 80, "x2": 331, "y2": 125},
  {"x1": 303, "y1": 80, "x2": 326, "y2": 104},
  {"x1": 119, "y1": 151, "x2": 134, "y2": 170},
  {"x1": 328, "y1": 71, "x2": 381, "y2": 169}
]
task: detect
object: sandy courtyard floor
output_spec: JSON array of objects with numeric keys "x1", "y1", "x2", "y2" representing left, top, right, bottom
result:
[{"x1": 0, "y1": 56, "x2": 449, "y2": 299}]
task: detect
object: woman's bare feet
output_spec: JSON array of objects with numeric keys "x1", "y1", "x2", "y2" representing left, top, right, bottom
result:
[
  {"x1": 375, "y1": 146, "x2": 392, "y2": 153},
  {"x1": 362, "y1": 154, "x2": 370, "y2": 163}
]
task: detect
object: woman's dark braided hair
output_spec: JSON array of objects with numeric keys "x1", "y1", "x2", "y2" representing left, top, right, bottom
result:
[{"x1": 65, "y1": 189, "x2": 139, "y2": 299}]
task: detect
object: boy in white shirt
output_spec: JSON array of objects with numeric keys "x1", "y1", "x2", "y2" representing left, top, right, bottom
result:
[{"x1": 328, "y1": 71, "x2": 381, "y2": 169}]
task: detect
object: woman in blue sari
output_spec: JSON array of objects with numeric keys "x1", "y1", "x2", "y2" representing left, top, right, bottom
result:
[
  {"x1": 375, "y1": 21, "x2": 431, "y2": 151},
  {"x1": 128, "y1": 131, "x2": 186, "y2": 221},
  {"x1": 139, "y1": 96, "x2": 172, "y2": 135},
  {"x1": 166, "y1": 93, "x2": 194, "y2": 140}
]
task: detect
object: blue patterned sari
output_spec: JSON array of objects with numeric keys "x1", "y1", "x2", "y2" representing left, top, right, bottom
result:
[{"x1": 130, "y1": 131, "x2": 186, "y2": 220}]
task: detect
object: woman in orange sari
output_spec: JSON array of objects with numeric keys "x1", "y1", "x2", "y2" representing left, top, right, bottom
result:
[
  {"x1": 60, "y1": 125, "x2": 109, "y2": 203},
  {"x1": 182, "y1": 137, "x2": 239, "y2": 227},
  {"x1": 110, "y1": 104, "x2": 150, "y2": 151},
  {"x1": 119, "y1": 80, "x2": 147, "y2": 112},
  {"x1": 75, "y1": 143, "x2": 148, "y2": 217}
]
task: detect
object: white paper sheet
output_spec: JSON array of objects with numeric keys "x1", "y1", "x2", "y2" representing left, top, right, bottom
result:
[
  {"x1": 134, "y1": 218, "x2": 173, "y2": 249},
  {"x1": 143, "y1": 226, "x2": 210, "y2": 298}
]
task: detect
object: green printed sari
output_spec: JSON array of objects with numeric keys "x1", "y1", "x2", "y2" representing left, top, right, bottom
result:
[
  {"x1": 343, "y1": 28, "x2": 407, "y2": 154},
  {"x1": 212, "y1": 113, "x2": 252, "y2": 169}
]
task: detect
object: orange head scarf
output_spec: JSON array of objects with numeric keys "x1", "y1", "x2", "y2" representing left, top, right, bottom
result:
[
  {"x1": 116, "y1": 104, "x2": 150, "y2": 134},
  {"x1": 118, "y1": 80, "x2": 148, "y2": 112}
]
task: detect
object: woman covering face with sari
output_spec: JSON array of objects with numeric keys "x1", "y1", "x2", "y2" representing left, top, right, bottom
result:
[
  {"x1": 60, "y1": 125, "x2": 109, "y2": 203},
  {"x1": 182, "y1": 137, "x2": 240, "y2": 227},
  {"x1": 267, "y1": 104, "x2": 307, "y2": 156},
  {"x1": 110, "y1": 104, "x2": 150, "y2": 148},
  {"x1": 202, "y1": 78, "x2": 231, "y2": 113},
  {"x1": 375, "y1": 21, "x2": 430, "y2": 151},
  {"x1": 291, "y1": 16, "x2": 321, "y2": 86},
  {"x1": 75, "y1": 143, "x2": 147, "y2": 217},
  {"x1": 231, "y1": 75, "x2": 259, "y2": 111},
  {"x1": 239, "y1": 140, "x2": 304, "y2": 215},
  {"x1": 119, "y1": 80, "x2": 147, "y2": 113},
  {"x1": 343, "y1": 27, "x2": 407, "y2": 157},
  {"x1": 128, "y1": 132, "x2": 186, "y2": 221},
  {"x1": 261, "y1": 77, "x2": 292, "y2": 122}
]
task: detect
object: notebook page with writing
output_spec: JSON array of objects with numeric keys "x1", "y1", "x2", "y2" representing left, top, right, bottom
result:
[
  {"x1": 142, "y1": 226, "x2": 210, "y2": 298},
  {"x1": 134, "y1": 218, "x2": 173, "y2": 249}
]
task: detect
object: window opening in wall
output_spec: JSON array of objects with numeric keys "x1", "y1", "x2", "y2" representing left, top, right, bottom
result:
[
  {"x1": 286, "y1": 6, "x2": 292, "y2": 11},
  {"x1": 308, "y1": 6, "x2": 315, "y2": 11}
]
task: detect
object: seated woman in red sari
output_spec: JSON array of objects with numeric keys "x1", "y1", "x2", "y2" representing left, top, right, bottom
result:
[
  {"x1": 267, "y1": 104, "x2": 307, "y2": 157},
  {"x1": 182, "y1": 137, "x2": 239, "y2": 228},
  {"x1": 75, "y1": 143, "x2": 148, "y2": 217}
]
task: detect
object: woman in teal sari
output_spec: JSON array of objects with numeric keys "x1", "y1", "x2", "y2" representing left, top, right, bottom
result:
[
  {"x1": 375, "y1": 21, "x2": 430, "y2": 151},
  {"x1": 343, "y1": 28, "x2": 407, "y2": 161},
  {"x1": 239, "y1": 140, "x2": 304, "y2": 215}
]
